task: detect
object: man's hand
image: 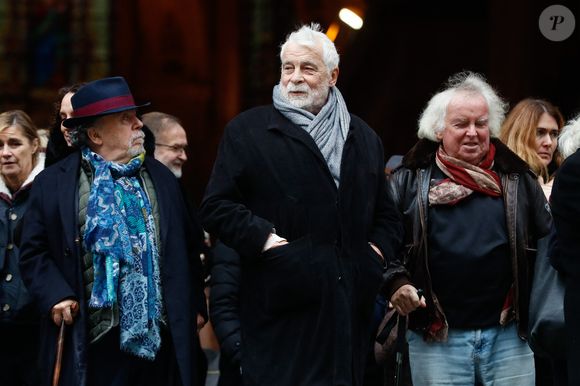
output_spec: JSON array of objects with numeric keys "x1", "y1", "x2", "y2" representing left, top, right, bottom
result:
[
  {"x1": 51, "y1": 299, "x2": 79, "y2": 326},
  {"x1": 390, "y1": 284, "x2": 426, "y2": 316},
  {"x1": 262, "y1": 233, "x2": 288, "y2": 252},
  {"x1": 266, "y1": 239, "x2": 288, "y2": 250}
]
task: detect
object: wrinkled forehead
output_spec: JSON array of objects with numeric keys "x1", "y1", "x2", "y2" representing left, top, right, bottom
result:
[
  {"x1": 157, "y1": 123, "x2": 187, "y2": 143},
  {"x1": 281, "y1": 41, "x2": 324, "y2": 63}
]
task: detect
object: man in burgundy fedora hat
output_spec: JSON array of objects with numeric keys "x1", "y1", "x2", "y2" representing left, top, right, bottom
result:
[{"x1": 19, "y1": 76, "x2": 207, "y2": 386}]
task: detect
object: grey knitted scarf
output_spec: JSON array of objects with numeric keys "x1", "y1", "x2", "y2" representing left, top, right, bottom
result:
[{"x1": 273, "y1": 84, "x2": 351, "y2": 187}]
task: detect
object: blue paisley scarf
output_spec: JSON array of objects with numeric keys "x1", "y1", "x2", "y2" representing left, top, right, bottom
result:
[{"x1": 82, "y1": 147, "x2": 163, "y2": 360}]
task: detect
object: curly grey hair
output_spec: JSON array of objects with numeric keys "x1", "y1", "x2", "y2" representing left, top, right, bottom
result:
[
  {"x1": 559, "y1": 115, "x2": 580, "y2": 159},
  {"x1": 417, "y1": 72, "x2": 508, "y2": 141}
]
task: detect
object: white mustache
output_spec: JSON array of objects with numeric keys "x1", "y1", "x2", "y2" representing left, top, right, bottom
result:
[
  {"x1": 286, "y1": 84, "x2": 310, "y2": 93},
  {"x1": 131, "y1": 132, "x2": 145, "y2": 141}
]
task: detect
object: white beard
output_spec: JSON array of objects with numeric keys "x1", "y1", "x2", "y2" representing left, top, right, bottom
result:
[
  {"x1": 280, "y1": 82, "x2": 330, "y2": 113},
  {"x1": 169, "y1": 165, "x2": 183, "y2": 178},
  {"x1": 127, "y1": 132, "x2": 145, "y2": 158}
]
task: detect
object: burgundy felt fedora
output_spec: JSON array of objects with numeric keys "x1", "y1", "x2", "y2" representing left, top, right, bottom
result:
[{"x1": 63, "y1": 76, "x2": 149, "y2": 128}]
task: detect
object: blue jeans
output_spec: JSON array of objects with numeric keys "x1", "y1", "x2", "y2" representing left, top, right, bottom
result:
[{"x1": 406, "y1": 323, "x2": 534, "y2": 386}]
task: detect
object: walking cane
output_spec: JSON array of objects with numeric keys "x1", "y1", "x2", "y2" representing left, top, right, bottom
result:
[
  {"x1": 393, "y1": 289, "x2": 423, "y2": 386},
  {"x1": 52, "y1": 320, "x2": 66, "y2": 386},
  {"x1": 393, "y1": 313, "x2": 407, "y2": 386}
]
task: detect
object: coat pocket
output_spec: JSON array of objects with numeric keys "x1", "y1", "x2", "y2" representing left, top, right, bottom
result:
[
  {"x1": 259, "y1": 236, "x2": 321, "y2": 314},
  {"x1": 356, "y1": 244, "x2": 385, "y2": 311}
]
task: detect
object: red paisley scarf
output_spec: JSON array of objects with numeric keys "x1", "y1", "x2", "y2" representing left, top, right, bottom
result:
[{"x1": 429, "y1": 143, "x2": 502, "y2": 206}]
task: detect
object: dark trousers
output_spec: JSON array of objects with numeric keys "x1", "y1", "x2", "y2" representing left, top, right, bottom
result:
[
  {"x1": 87, "y1": 327, "x2": 182, "y2": 386},
  {"x1": 552, "y1": 359, "x2": 568, "y2": 386},
  {"x1": 0, "y1": 323, "x2": 40, "y2": 386}
]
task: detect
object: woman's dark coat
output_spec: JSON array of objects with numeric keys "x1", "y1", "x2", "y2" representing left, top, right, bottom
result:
[
  {"x1": 19, "y1": 152, "x2": 206, "y2": 386},
  {"x1": 201, "y1": 105, "x2": 403, "y2": 386}
]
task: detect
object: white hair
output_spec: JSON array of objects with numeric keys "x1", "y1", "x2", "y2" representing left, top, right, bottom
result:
[
  {"x1": 559, "y1": 115, "x2": 580, "y2": 159},
  {"x1": 280, "y1": 23, "x2": 339, "y2": 75},
  {"x1": 417, "y1": 72, "x2": 508, "y2": 141}
]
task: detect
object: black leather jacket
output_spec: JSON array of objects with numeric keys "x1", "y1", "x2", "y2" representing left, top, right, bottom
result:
[{"x1": 384, "y1": 139, "x2": 551, "y2": 340}]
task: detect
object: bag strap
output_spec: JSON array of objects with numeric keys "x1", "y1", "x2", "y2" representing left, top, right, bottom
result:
[{"x1": 376, "y1": 309, "x2": 398, "y2": 344}]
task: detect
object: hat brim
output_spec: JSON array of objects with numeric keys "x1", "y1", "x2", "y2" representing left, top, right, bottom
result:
[{"x1": 62, "y1": 102, "x2": 150, "y2": 128}]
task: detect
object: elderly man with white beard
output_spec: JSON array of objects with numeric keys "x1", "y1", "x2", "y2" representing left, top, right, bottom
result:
[{"x1": 201, "y1": 23, "x2": 402, "y2": 386}]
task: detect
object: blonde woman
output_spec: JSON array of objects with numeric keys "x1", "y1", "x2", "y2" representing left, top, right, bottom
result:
[
  {"x1": 501, "y1": 99, "x2": 566, "y2": 385},
  {"x1": 0, "y1": 110, "x2": 43, "y2": 385},
  {"x1": 500, "y1": 98, "x2": 564, "y2": 199}
]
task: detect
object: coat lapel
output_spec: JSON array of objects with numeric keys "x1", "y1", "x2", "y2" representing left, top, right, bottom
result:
[
  {"x1": 144, "y1": 158, "x2": 170, "y2": 249},
  {"x1": 267, "y1": 107, "x2": 352, "y2": 188},
  {"x1": 57, "y1": 153, "x2": 81, "y2": 251},
  {"x1": 267, "y1": 108, "x2": 330, "y2": 169}
]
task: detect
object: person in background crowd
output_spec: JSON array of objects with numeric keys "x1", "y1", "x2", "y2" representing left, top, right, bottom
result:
[
  {"x1": 550, "y1": 114, "x2": 580, "y2": 386},
  {"x1": 19, "y1": 77, "x2": 206, "y2": 386},
  {"x1": 385, "y1": 155, "x2": 403, "y2": 176},
  {"x1": 142, "y1": 112, "x2": 188, "y2": 178},
  {"x1": 140, "y1": 110, "x2": 209, "y2": 301},
  {"x1": 499, "y1": 98, "x2": 565, "y2": 386},
  {"x1": 201, "y1": 23, "x2": 402, "y2": 386},
  {"x1": 45, "y1": 83, "x2": 85, "y2": 166},
  {"x1": 141, "y1": 110, "x2": 209, "y2": 386},
  {"x1": 385, "y1": 72, "x2": 550, "y2": 386},
  {"x1": 0, "y1": 110, "x2": 44, "y2": 386},
  {"x1": 500, "y1": 98, "x2": 564, "y2": 199},
  {"x1": 556, "y1": 116, "x2": 580, "y2": 160}
]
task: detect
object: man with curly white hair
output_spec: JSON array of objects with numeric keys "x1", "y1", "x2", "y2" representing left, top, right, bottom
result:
[
  {"x1": 384, "y1": 72, "x2": 550, "y2": 385},
  {"x1": 557, "y1": 115, "x2": 580, "y2": 159},
  {"x1": 202, "y1": 23, "x2": 402, "y2": 385}
]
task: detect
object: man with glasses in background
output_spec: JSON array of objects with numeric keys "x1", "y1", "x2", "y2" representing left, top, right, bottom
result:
[
  {"x1": 142, "y1": 112, "x2": 189, "y2": 178},
  {"x1": 142, "y1": 111, "x2": 212, "y2": 386}
]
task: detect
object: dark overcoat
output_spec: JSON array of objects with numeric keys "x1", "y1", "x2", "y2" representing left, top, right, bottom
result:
[
  {"x1": 551, "y1": 149, "x2": 580, "y2": 384},
  {"x1": 19, "y1": 152, "x2": 205, "y2": 386},
  {"x1": 201, "y1": 105, "x2": 403, "y2": 386},
  {"x1": 209, "y1": 241, "x2": 243, "y2": 386}
]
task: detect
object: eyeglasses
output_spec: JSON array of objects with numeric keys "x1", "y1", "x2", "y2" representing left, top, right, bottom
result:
[{"x1": 155, "y1": 143, "x2": 189, "y2": 153}]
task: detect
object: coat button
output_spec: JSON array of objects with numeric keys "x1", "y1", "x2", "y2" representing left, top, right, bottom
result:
[
  {"x1": 2, "y1": 304, "x2": 10, "y2": 312},
  {"x1": 338, "y1": 275, "x2": 342, "y2": 281},
  {"x1": 9, "y1": 213, "x2": 17, "y2": 221},
  {"x1": 5, "y1": 273, "x2": 12, "y2": 282},
  {"x1": 6, "y1": 243, "x2": 13, "y2": 250}
]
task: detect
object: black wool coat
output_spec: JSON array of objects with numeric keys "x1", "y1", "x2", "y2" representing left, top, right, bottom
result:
[
  {"x1": 201, "y1": 105, "x2": 403, "y2": 386},
  {"x1": 19, "y1": 153, "x2": 206, "y2": 386},
  {"x1": 209, "y1": 241, "x2": 243, "y2": 386},
  {"x1": 551, "y1": 148, "x2": 580, "y2": 383},
  {"x1": 210, "y1": 241, "x2": 242, "y2": 366}
]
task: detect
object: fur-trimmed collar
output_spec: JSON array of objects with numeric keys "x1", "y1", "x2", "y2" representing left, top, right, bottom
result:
[
  {"x1": 400, "y1": 138, "x2": 531, "y2": 175},
  {"x1": 0, "y1": 158, "x2": 45, "y2": 200}
]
